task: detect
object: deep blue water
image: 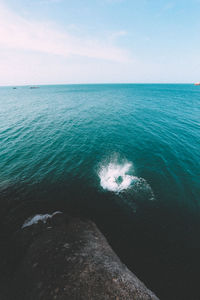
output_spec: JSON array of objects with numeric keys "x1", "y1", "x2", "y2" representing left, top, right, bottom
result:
[{"x1": 0, "y1": 84, "x2": 200, "y2": 299}]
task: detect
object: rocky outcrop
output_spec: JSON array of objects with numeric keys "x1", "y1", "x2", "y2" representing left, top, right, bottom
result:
[{"x1": 3, "y1": 212, "x2": 159, "y2": 300}]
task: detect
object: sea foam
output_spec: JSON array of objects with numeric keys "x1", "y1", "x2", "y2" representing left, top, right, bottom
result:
[
  {"x1": 22, "y1": 211, "x2": 62, "y2": 229},
  {"x1": 99, "y1": 161, "x2": 137, "y2": 193},
  {"x1": 98, "y1": 157, "x2": 155, "y2": 201}
]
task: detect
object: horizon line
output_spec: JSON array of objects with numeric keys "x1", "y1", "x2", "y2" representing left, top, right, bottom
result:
[{"x1": 0, "y1": 82, "x2": 195, "y2": 87}]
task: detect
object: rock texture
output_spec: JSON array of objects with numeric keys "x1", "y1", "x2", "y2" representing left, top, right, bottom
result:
[{"x1": 3, "y1": 213, "x2": 159, "y2": 300}]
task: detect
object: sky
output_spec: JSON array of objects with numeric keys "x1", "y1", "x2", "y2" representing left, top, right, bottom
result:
[{"x1": 0, "y1": 0, "x2": 199, "y2": 85}]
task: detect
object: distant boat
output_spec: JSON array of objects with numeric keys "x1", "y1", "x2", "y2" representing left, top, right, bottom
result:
[
  {"x1": 13, "y1": 87, "x2": 17, "y2": 89},
  {"x1": 30, "y1": 86, "x2": 39, "y2": 89},
  {"x1": 194, "y1": 82, "x2": 200, "y2": 86}
]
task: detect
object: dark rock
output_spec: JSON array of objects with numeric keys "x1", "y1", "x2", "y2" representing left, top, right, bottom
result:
[{"x1": 5, "y1": 213, "x2": 159, "y2": 300}]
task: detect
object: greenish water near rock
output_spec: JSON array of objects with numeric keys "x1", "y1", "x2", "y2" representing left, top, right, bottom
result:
[{"x1": 0, "y1": 84, "x2": 200, "y2": 299}]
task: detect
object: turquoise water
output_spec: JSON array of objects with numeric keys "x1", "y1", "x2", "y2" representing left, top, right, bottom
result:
[{"x1": 0, "y1": 84, "x2": 200, "y2": 299}]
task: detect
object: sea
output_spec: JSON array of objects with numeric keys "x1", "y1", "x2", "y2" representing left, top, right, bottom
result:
[{"x1": 0, "y1": 84, "x2": 199, "y2": 299}]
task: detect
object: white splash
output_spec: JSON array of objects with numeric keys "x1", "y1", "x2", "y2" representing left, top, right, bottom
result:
[
  {"x1": 21, "y1": 211, "x2": 62, "y2": 229},
  {"x1": 99, "y1": 161, "x2": 137, "y2": 193}
]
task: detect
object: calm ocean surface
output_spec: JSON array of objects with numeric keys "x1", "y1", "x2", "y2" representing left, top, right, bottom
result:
[{"x1": 0, "y1": 84, "x2": 200, "y2": 299}]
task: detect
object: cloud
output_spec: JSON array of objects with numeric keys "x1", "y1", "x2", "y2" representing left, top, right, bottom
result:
[
  {"x1": 105, "y1": 0, "x2": 125, "y2": 3},
  {"x1": 110, "y1": 30, "x2": 128, "y2": 40},
  {"x1": 0, "y1": 2, "x2": 131, "y2": 63},
  {"x1": 39, "y1": 0, "x2": 63, "y2": 3},
  {"x1": 163, "y1": 2, "x2": 175, "y2": 11}
]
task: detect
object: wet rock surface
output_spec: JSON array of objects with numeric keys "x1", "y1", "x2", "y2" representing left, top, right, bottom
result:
[{"x1": 1, "y1": 212, "x2": 159, "y2": 300}]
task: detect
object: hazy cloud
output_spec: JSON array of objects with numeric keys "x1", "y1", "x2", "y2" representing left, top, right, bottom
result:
[{"x1": 0, "y1": 3, "x2": 131, "y2": 63}]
